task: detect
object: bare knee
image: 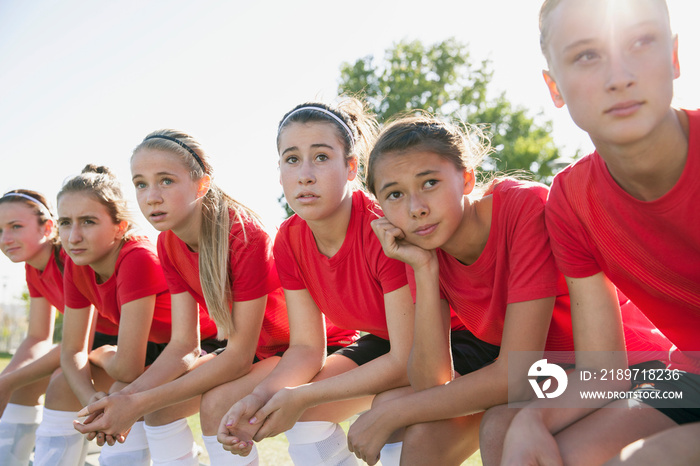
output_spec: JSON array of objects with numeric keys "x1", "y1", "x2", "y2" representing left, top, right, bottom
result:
[
  {"x1": 480, "y1": 404, "x2": 519, "y2": 466},
  {"x1": 199, "y1": 383, "x2": 239, "y2": 435},
  {"x1": 44, "y1": 370, "x2": 80, "y2": 410}
]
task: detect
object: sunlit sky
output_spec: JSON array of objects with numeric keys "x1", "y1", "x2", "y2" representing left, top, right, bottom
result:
[{"x1": 1, "y1": 0, "x2": 698, "y2": 303}]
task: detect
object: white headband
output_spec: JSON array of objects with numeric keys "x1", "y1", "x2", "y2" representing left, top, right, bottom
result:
[
  {"x1": 280, "y1": 106, "x2": 355, "y2": 149},
  {"x1": 2, "y1": 192, "x2": 52, "y2": 217}
]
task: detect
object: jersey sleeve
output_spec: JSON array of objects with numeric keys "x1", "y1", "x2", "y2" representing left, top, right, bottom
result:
[
  {"x1": 229, "y1": 221, "x2": 281, "y2": 302},
  {"x1": 115, "y1": 245, "x2": 168, "y2": 305},
  {"x1": 63, "y1": 261, "x2": 92, "y2": 309},
  {"x1": 157, "y1": 233, "x2": 190, "y2": 295},
  {"x1": 545, "y1": 174, "x2": 602, "y2": 278},
  {"x1": 273, "y1": 224, "x2": 307, "y2": 291},
  {"x1": 25, "y1": 266, "x2": 42, "y2": 298},
  {"x1": 502, "y1": 185, "x2": 567, "y2": 304}
]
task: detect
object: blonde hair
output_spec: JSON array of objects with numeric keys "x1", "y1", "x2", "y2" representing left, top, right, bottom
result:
[
  {"x1": 133, "y1": 130, "x2": 260, "y2": 339},
  {"x1": 539, "y1": 0, "x2": 671, "y2": 64}
]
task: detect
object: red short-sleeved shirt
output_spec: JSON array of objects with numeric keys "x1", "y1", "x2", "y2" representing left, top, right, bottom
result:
[
  {"x1": 27, "y1": 247, "x2": 119, "y2": 335},
  {"x1": 422, "y1": 179, "x2": 671, "y2": 365},
  {"x1": 157, "y1": 212, "x2": 290, "y2": 359},
  {"x1": 274, "y1": 190, "x2": 407, "y2": 341},
  {"x1": 546, "y1": 109, "x2": 700, "y2": 362},
  {"x1": 64, "y1": 237, "x2": 172, "y2": 344}
]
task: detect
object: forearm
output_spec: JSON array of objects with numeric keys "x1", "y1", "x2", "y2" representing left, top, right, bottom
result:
[
  {"x1": 408, "y1": 261, "x2": 452, "y2": 390},
  {"x1": 296, "y1": 351, "x2": 410, "y2": 409},
  {"x1": 127, "y1": 349, "x2": 253, "y2": 417},
  {"x1": 2, "y1": 337, "x2": 55, "y2": 374},
  {"x1": 120, "y1": 341, "x2": 200, "y2": 396},
  {"x1": 61, "y1": 351, "x2": 97, "y2": 406},
  {"x1": 251, "y1": 345, "x2": 325, "y2": 402},
  {"x1": 0, "y1": 345, "x2": 61, "y2": 392}
]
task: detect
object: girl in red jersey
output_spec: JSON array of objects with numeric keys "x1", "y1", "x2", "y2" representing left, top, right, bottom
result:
[
  {"x1": 73, "y1": 129, "x2": 303, "y2": 466},
  {"x1": 344, "y1": 114, "x2": 672, "y2": 465},
  {"x1": 0, "y1": 190, "x2": 66, "y2": 466},
  {"x1": 497, "y1": 1, "x2": 700, "y2": 465},
  {"x1": 213, "y1": 100, "x2": 476, "y2": 466},
  {"x1": 29, "y1": 165, "x2": 173, "y2": 466}
]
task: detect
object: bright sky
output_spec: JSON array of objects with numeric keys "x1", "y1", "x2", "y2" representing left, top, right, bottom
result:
[{"x1": 1, "y1": 0, "x2": 698, "y2": 303}]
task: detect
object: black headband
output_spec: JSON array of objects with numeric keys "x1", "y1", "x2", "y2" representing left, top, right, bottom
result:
[{"x1": 143, "y1": 135, "x2": 206, "y2": 170}]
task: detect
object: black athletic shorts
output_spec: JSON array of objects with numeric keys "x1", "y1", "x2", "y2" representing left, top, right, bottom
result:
[{"x1": 92, "y1": 332, "x2": 167, "y2": 367}]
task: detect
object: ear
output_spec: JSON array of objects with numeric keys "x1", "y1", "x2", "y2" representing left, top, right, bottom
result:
[
  {"x1": 116, "y1": 220, "x2": 129, "y2": 239},
  {"x1": 463, "y1": 168, "x2": 476, "y2": 195},
  {"x1": 672, "y1": 35, "x2": 681, "y2": 79},
  {"x1": 43, "y1": 218, "x2": 55, "y2": 237},
  {"x1": 347, "y1": 156, "x2": 359, "y2": 182},
  {"x1": 543, "y1": 70, "x2": 566, "y2": 108},
  {"x1": 197, "y1": 174, "x2": 212, "y2": 199}
]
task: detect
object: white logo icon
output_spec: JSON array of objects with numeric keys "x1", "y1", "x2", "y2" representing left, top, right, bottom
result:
[{"x1": 528, "y1": 359, "x2": 568, "y2": 399}]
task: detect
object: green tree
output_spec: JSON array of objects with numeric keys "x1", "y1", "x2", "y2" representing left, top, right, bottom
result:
[{"x1": 339, "y1": 38, "x2": 563, "y2": 182}]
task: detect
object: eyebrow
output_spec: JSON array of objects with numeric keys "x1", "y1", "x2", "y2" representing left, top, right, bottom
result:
[
  {"x1": 378, "y1": 169, "x2": 440, "y2": 193},
  {"x1": 281, "y1": 143, "x2": 336, "y2": 157},
  {"x1": 57, "y1": 215, "x2": 99, "y2": 223},
  {"x1": 132, "y1": 171, "x2": 178, "y2": 181}
]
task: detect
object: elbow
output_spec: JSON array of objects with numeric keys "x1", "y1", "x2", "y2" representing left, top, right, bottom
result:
[{"x1": 112, "y1": 365, "x2": 145, "y2": 384}]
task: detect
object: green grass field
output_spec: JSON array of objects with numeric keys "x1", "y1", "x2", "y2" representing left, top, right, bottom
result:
[{"x1": 1, "y1": 353, "x2": 483, "y2": 465}]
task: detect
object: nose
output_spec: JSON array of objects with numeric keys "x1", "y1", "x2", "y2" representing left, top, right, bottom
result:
[
  {"x1": 409, "y1": 194, "x2": 429, "y2": 219},
  {"x1": 67, "y1": 225, "x2": 82, "y2": 244},
  {"x1": 298, "y1": 162, "x2": 315, "y2": 185},
  {"x1": 0, "y1": 230, "x2": 11, "y2": 245},
  {"x1": 145, "y1": 186, "x2": 162, "y2": 205},
  {"x1": 606, "y1": 50, "x2": 635, "y2": 92}
]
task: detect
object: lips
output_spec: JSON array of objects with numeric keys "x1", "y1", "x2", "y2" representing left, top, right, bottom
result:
[
  {"x1": 413, "y1": 223, "x2": 438, "y2": 236},
  {"x1": 150, "y1": 211, "x2": 167, "y2": 221},
  {"x1": 295, "y1": 192, "x2": 319, "y2": 203},
  {"x1": 605, "y1": 100, "x2": 643, "y2": 117}
]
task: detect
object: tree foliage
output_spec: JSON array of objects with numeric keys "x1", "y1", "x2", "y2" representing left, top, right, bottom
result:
[{"x1": 339, "y1": 38, "x2": 562, "y2": 182}]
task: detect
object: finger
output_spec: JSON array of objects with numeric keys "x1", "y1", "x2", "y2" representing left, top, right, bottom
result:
[
  {"x1": 77, "y1": 397, "x2": 108, "y2": 417},
  {"x1": 95, "y1": 432, "x2": 105, "y2": 447},
  {"x1": 105, "y1": 434, "x2": 116, "y2": 447}
]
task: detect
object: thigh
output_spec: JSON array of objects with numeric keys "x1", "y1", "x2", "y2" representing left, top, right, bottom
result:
[
  {"x1": 555, "y1": 399, "x2": 678, "y2": 466},
  {"x1": 299, "y1": 353, "x2": 372, "y2": 423},
  {"x1": 604, "y1": 421, "x2": 700, "y2": 466}
]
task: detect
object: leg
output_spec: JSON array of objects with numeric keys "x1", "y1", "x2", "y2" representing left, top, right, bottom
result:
[
  {"x1": 604, "y1": 421, "x2": 700, "y2": 466},
  {"x1": 555, "y1": 399, "x2": 678, "y2": 466},
  {"x1": 286, "y1": 354, "x2": 373, "y2": 466},
  {"x1": 479, "y1": 402, "x2": 532, "y2": 466},
  {"x1": 143, "y1": 398, "x2": 201, "y2": 466},
  {"x1": 0, "y1": 377, "x2": 51, "y2": 466},
  {"x1": 399, "y1": 413, "x2": 483, "y2": 466},
  {"x1": 34, "y1": 367, "x2": 114, "y2": 466}
]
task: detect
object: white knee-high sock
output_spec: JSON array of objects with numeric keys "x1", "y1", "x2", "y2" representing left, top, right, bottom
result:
[
  {"x1": 33, "y1": 408, "x2": 89, "y2": 466},
  {"x1": 98, "y1": 420, "x2": 150, "y2": 466},
  {"x1": 379, "y1": 441, "x2": 403, "y2": 466},
  {"x1": 202, "y1": 434, "x2": 259, "y2": 465},
  {"x1": 285, "y1": 421, "x2": 358, "y2": 466},
  {"x1": 144, "y1": 418, "x2": 198, "y2": 465},
  {"x1": 0, "y1": 403, "x2": 43, "y2": 466}
]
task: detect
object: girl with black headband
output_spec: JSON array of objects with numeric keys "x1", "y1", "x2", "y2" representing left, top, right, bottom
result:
[
  {"x1": 0, "y1": 189, "x2": 121, "y2": 465},
  {"x1": 74, "y1": 129, "x2": 340, "y2": 465},
  {"x1": 30, "y1": 165, "x2": 174, "y2": 465}
]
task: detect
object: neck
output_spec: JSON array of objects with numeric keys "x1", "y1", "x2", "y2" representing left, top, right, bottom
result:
[
  {"x1": 26, "y1": 241, "x2": 54, "y2": 271},
  {"x1": 594, "y1": 109, "x2": 689, "y2": 201},
  {"x1": 90, "y1": 240, "x2": 124, "y2": 283},
  {"x1": 440, "y1": 195, "x2": 492, "y2": 265},
  {"x1": 173, "y1": 203, "x2": 205, "y2": 252},
  {"x1": 306, "y1": 192, "x2": 354, "y2": 258}
]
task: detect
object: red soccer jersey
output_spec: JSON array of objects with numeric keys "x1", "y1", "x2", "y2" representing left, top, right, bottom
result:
[
  {"x1": 546, "y1": 109, "x2": 700, "y2": 366},
  {"x1": 422, "y1": 179, "x2": 670, "y2": 365},
  {"x1": 64, "y1": 237, "x2": 172, "y2": 344},
  {"x1": 157, "y1": 212, "x2": 290, "y2": 359},
  {"x1": 274, "y1": 190, "x2": 407, "y2": 341},
  {"x1": 26, "y1": 247, "x2": 119, "y2": 336}
]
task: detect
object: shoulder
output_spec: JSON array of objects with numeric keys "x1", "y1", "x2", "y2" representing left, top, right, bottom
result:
[
  {"x1": 118, "y1": 237, "x2": 159, "y2": 267},
  {"x1": 492, "y1": 178, "x2": 550, "y2": 212}
]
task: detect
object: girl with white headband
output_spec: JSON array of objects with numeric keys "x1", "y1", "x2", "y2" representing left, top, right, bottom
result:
[
  {"x1": 210, "y1": 99, "x2": 472, "y2": 466},
  {"x1": 0, "y1": 189, "x2": 120, "y2": 465}
]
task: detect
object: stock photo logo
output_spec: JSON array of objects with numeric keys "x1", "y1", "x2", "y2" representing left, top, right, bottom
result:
[{"x1": 528, "y1": 359, "x2": 568, "y2": 399}]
